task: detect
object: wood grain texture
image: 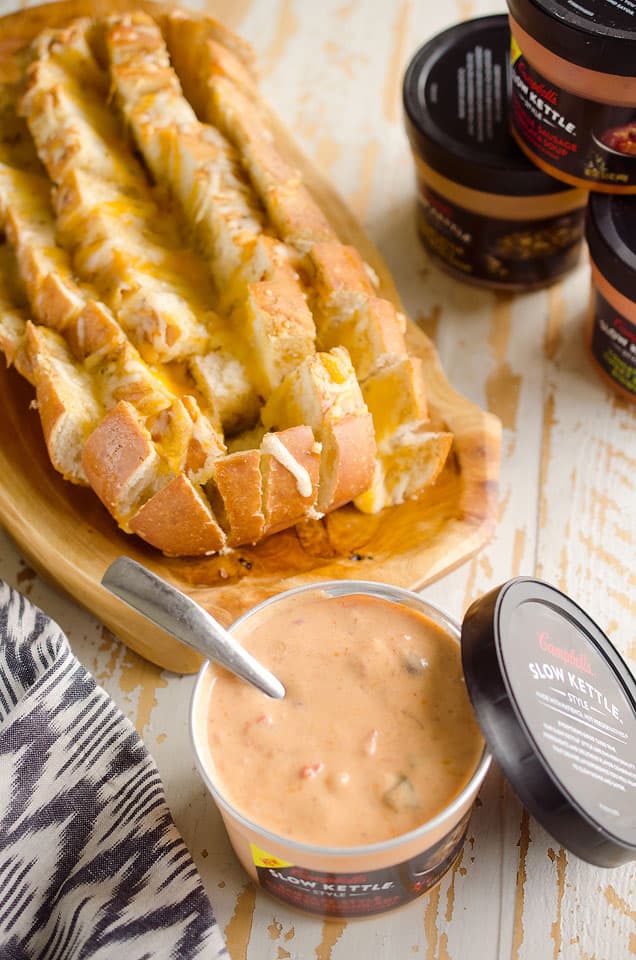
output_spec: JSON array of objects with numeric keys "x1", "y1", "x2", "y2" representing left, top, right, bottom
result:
[{"x1": 0, "y1": 0, "x2": 500, "y2": 673}]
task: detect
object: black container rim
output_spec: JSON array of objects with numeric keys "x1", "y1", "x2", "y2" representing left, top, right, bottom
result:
[
  {"x1": 507, "y1": 0, "x2": 636, "y2": 76},
  {"x1": 586, "y1": 194, "x2": 636, "y2": 303},
  {"x1": 461, "y1": 577, "x2": 636, "y2": 868},
  {"x1": 403, "y1": 14, "x2": 570, "y2": 197}
]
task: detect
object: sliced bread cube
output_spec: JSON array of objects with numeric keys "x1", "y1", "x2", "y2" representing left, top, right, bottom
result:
[
  {"x1": 260, "y1": 425, "x2": 320, "y2": 535},
  {"x1": 242, "y1": 279, "x2": 316, "y2": 397},
  {"x1": 129, "y1": 473, "x2": 226, "y2": 556},
  {"x1": 207, "y1": 448, "x2": 264, "y2": 547},
  {"x1": 361, "y1": 356, "x2": 428, "y2": 445},
  {"x1": 317, "y1": 295, "x2": 407, "y2": 380},
  {"x1": 27, "y1": 321, "x2": 102, "y2": 484},
  {"x1": 81, "y1": 400, "x2": 172, "y2": 526}
]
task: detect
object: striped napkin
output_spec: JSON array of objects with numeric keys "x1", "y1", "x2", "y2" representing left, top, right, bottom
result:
[{"x1": 0, "y1": 581, "x2": 227, "y2": 960}]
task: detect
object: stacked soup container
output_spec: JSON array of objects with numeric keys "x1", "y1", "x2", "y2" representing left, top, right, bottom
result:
[{"x1": 403, "y1": 0, "x2": 636, "y2": 403}]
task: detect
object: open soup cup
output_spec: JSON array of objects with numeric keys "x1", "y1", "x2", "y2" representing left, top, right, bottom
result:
[{"x1": 190, "y1": 580, "x2": 491, "y2": 919}]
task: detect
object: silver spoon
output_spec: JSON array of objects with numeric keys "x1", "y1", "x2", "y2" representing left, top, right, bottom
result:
[{"x1": 101, "y1": 557, "x2": 285, "y2": 699}]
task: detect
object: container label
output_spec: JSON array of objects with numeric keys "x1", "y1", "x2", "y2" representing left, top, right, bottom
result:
[
  {"x1": 510, "y1": 36, "x2": 636, "y2": 186},
  {"x1": 416, "y1": 180, "x2": 584, "y2": 286},
  {"x1": 591, "y1": 291, "x2": 636, "y2": 397},
  {"x1": 250, "y1": 812, "x2": 470, "y2": 918},
  {"x1": 503, "y1": 600, "x2": 636, "y2": 843}
]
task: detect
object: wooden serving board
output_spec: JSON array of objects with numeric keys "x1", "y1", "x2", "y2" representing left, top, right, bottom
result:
[{"x1": 0, "y1": 0, "x2": 501, "y2": 674}]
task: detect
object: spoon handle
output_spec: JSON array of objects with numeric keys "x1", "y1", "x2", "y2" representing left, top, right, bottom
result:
[{"x1": 101, "y1": 557, "x2": 285, "y2": 699}]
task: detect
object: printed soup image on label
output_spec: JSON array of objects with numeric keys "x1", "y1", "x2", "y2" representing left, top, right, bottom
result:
[
  {"x1": 510, "y1": 36, "x2": 636, "y2": 187},
  {"x1": 416, "y1": 181, "x2": 584, "y2": 285}
]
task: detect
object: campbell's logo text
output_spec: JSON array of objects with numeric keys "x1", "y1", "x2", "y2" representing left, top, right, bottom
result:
[
  {"x1": 538, "y1": 631, "x2": 593, "y2": 676},
  {"x1": 513, "y1": 60, "x2": 576, "y2": 135},
  {"x1": 517, "y1": 60, "x2": 558, "y2": 105}
]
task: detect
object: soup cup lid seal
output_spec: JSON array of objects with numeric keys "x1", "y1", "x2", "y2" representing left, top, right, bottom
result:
[
  {"x1": 586, "y1": 194, "x2": 636, "y2": 302},
  {"x1": 403, "y1": 15, "x2": 571, "y2": 197},
  {"x1": 461, "y1": 576, "x2": 636, "y2": 868}
]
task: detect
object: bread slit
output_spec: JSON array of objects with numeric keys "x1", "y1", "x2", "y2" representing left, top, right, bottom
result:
[
  {"x1": 0, "y1": 244, "x2": 34, "y2": 384},
  {"x1": 0, "y1": 10, "x2": 455, "y2": 554},
  {"x1": 103, "y1": 12, "x2": 314, "y2": 417},
  {"x1": 27, "y1": 322, "x2": 103, "y2": 484}
]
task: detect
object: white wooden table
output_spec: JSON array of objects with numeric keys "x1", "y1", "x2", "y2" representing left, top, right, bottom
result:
[{"x1": 1, "y1": 0, "x2": 634, "y2": 957}]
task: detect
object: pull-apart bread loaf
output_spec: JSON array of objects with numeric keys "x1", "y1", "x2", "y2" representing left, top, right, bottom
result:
[{"x1": 0, "y1": 10, "x2": 452, "y2": 556}]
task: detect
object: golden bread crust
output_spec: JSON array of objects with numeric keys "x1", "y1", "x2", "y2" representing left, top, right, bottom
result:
[
  {"x1": 0, "y1": 9, "x2": 452, "y2": 555},
  {"x1": 261, "y1": 425, "x2": 320, "y2": 534},
  {"x1": 129, "y1": 473, "x2": 226, "y2": 555},
  {"x1": 27, "y1": 321, "x2": 102, "y2": 483},
  {"x1": 81, "y1": 400, "x2": 168, "y2": 525},
  {"x1": 318, "y1": 412, "x2": 376, "y2": 512},
  {"x1": 209, "y1": 449, "x2": 264, "y2": 546}
]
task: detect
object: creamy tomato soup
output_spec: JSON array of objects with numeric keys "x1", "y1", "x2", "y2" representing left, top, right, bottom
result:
[{"x1": 205, "y1": 593, "x2": 484, "y2": 847}]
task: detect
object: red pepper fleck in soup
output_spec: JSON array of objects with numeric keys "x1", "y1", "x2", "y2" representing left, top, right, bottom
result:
[{"x1": 205, "y1": 593, "x2": 484, "y2": 847}]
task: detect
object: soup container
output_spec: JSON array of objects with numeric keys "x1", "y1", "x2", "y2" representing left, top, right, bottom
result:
[
  {"x1": 191, "y1": 579, "x2": 636, "y2": 919},
  {"x1": 586, "y1": 192, "x2": 636, "y2": 402},
  {"x1": 403, "y1": 15, "x2": 587, "y2": 291},
  {"x1": 507, "y1": 0, "x2": 636, "y2": 192},
  {"x1": 191, "y1": 581, "x2": 490, "y2": 919}
]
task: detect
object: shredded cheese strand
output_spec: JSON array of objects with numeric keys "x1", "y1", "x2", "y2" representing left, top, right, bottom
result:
[{"x1": 261, "y1": 433, "x2": 312, "y2": 498}]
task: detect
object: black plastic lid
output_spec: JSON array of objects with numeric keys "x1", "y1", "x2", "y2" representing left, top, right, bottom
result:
[
  {"x1": 508, "y1": 0, "x2": 636, "y2": 76},
  {"x1": 586, "y1": 194, "x2": 636, "y2": 302},
  {"x1": 403, "y1": 15, "x2": 570, "y2": 197},
  {"x1": 461, "y1": 577, "x2": 636, "y2": 868}
]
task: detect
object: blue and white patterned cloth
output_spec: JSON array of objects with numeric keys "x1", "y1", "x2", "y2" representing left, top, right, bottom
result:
[{"x1": 0, "y1": 581, "x2": 227, "y2": 960}]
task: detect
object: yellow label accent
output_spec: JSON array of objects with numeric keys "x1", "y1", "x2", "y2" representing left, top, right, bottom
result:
[
  {"x1": 510, "y1": 34, "x2": 522, "y2": 65},
  {"x1": 250, "y1": 843, "x2": 293, "y2": 869}
]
